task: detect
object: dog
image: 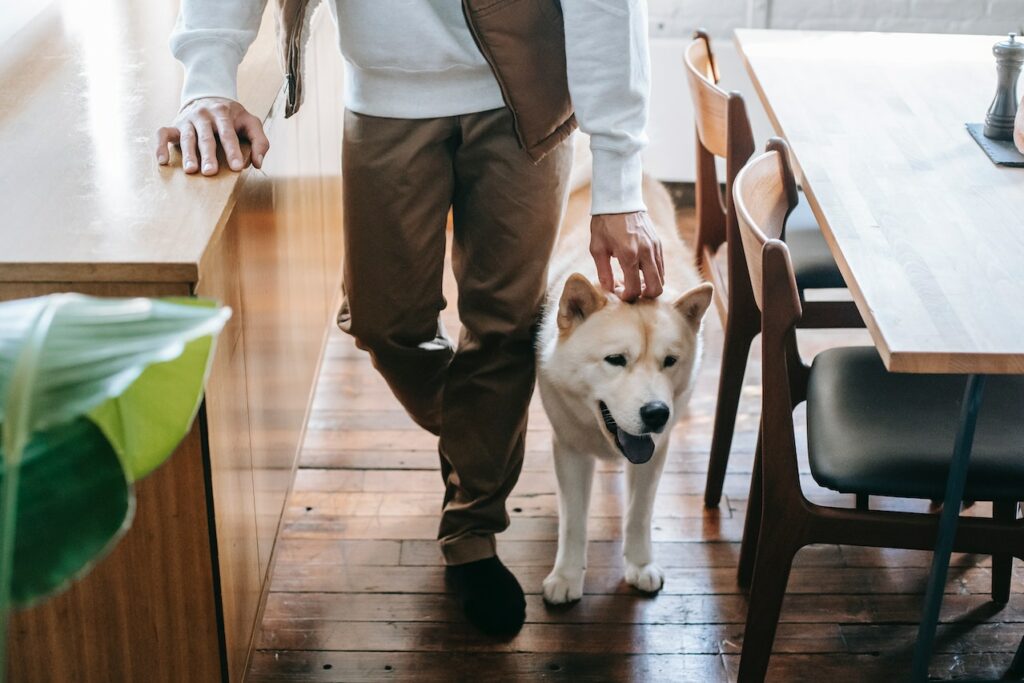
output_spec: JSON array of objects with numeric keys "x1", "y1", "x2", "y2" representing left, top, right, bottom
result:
[{"x1": 537, "y1": 136, "x2": 713, "y2": 604}]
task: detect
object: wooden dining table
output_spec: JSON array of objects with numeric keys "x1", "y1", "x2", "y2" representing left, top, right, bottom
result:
[{"x1": 734, "y1": 29, "x2": 1024, "y2": 681}]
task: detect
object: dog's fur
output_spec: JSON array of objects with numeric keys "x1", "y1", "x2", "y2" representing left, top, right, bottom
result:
[{"x1": 536, "y1": 137, "x2": 713, "y2": 604}]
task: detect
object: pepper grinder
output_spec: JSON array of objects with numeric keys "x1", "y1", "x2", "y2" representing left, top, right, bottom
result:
[{"x1": 984, "y1": 33, "x2": 1024, "y2": 141}]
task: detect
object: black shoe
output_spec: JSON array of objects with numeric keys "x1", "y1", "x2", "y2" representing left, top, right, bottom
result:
[{"x1": 445, "y1": 556, "x2": 526, "y2": 637}]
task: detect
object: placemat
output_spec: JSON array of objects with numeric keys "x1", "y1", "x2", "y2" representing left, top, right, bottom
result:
[{"x1": 967, "y1": 123, "x2": 1024, "y2": 167}]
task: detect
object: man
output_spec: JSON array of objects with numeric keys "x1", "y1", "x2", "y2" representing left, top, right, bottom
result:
[{"x1": 156, "y1": 0, "x2": 661, "y2": 637}]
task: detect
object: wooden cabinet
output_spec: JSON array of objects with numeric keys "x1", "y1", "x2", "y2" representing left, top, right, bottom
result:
[{"x1": 0, "y1": 3, "x2": 345, "y2": 681}]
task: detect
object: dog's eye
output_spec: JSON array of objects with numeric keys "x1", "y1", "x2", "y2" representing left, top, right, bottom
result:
[
  {"x1": 604, "y1": 354, "x2": 627, "y2": 367},
  {"x1": 664, "y1": 356, "x2": 678, "y2": 368}
]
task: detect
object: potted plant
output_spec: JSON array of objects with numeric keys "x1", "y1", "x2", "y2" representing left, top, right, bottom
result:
[{"x1": 0, "y1": 293, "x2": 230, "y2": 675}]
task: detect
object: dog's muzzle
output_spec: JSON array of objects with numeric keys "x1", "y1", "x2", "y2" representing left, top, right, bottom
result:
[{"x1": 599, "y1": 401, "x2": 656, "y2": 464}]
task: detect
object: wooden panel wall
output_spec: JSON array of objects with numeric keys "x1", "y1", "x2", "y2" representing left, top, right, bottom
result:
[
  {"x1": 240, "y1": 0, "x2": 344, "y2": 599},
  {"x1": 197, "y1": 8, "x2": 346, "y2": 680},
  {"x1": 311, "y1": 12, "x2": 347, "y2": 311},
  {"x1": 197, "y1": 217, "x2": 261, "y2": 682}
]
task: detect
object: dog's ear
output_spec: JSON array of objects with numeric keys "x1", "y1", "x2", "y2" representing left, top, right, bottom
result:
[
  {"x1": 674, "y1": 282, "x2": 714, "y2": 328},
  {"x1": 558, "y1": 273, "x2": 605, "y2": 332}
]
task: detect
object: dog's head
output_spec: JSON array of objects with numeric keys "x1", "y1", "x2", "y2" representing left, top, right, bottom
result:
[{"x1": 550, "y1": 274, "x2": 713, "y2": 465}]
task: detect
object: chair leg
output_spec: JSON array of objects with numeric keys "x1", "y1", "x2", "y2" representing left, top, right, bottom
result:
[
  {"x1": 992, "y1": 501, "x2": 1017, "y2": 605},
  {"x1": 737, "y1": 428, "x2": 762, "y2": 588},
  {"x1": 856, "y1": 494, "x2": 869, "y2": 511},
  {"x1": 705, "y1": 324, "x2": 755, "y2": 508},
  {"x1": 738, "y1": 521, "x2": 798, "y2": 683}
]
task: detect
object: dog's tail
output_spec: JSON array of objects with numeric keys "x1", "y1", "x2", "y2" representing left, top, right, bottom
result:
[{"x1": 643, "y1": 173, "x2": 676, "y2": 232}]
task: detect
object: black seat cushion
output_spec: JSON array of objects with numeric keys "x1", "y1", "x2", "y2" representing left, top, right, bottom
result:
[
  {"x1": 788, "y1": 196, "x2": 847, "y2": 291},
  {"x1": 806, "y1": 347, "x2": 1024, "y2": 501}
]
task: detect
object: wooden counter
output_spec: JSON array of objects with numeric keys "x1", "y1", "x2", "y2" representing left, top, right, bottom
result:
[{"x1": 1, "y1": 1, "x2": 345, "y2": 680}]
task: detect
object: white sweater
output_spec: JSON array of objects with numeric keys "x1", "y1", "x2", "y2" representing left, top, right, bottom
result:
[{"x1": 171, "y1": 0, "x2": 650, "y2": 214}]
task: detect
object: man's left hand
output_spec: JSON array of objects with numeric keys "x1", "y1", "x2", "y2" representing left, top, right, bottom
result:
[
  {"x1": 589, "y1": 212, "x2": 665, "y2": 301},
  {"x1": 1015, "y1": 95, "x2": 1024, "y2": 155}
]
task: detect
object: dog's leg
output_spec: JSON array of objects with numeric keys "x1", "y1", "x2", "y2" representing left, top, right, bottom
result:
[
  {"x1": 623, "y1": 445, "x2": 668, "y2": 593},
  {"x1": 542, "y1": 441, "x2": 595, "y2": 605}
]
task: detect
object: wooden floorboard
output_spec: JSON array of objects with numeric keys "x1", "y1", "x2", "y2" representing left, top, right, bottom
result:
[{"x1": 248, "y1": 214, "x2": 1022, "y2": 682}]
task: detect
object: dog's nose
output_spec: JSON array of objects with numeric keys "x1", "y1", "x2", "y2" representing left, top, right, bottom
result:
[{"x1": 640, "y1": 401, "x2": 670, "y2": 432}]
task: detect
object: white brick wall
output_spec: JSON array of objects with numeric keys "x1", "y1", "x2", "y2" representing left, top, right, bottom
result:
[
  {"x1": 648, "y1": 0, "x2": 1023, "y2": 39},
  {"x1": 644, "y1": 0, "x2": 1024, "y2": 182}
]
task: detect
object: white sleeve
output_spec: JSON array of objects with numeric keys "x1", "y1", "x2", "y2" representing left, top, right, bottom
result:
[
  {"x1": 169, "y1": 0, "x2": 269, "y2": 108},
  {"x1": 562, "y1": 0, "x2": 650, "y2": 215}
]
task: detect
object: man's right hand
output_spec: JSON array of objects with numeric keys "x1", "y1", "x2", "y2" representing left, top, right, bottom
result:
[{"x1": 155, "y1": 97, "x2": 270, "y2": 175}]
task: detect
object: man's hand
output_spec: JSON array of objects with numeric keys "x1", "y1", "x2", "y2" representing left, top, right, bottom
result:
[
  {"x1": 155, "y1": 97, "x2": 270, "y2": 175},
  {"x1": 1015, "y1": 95, "x2": 1024, "y2": 155},
  {"x1": 590, "y1": 212, "x2": 665, "y2": 301}
]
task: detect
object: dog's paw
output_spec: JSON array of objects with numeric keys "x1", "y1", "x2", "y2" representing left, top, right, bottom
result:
[
  {"x1": 625, "y1": 562, "x2": 665, "y2": 594},
  {"x1": 542, "y1": 569, "x2": 584, "y2": 605}
]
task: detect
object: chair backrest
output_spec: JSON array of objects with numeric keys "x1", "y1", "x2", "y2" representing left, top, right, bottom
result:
[
  {"x1": 684, "y1": 31, "x2": 729, "y2": 158},
  {"x1": 732, "y1": 138, "x2": 802, "y2": 323},
  {"x1": 733, "y1": 138, "x2": 808, "y2": 492},
  {"x1": 684, "y1": 31, "x2": 758, "y2": 323}
]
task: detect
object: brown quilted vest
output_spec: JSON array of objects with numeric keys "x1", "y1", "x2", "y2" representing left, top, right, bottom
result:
[{"x1": 276, "y1": 0, "x2": 577, "y2": 161}]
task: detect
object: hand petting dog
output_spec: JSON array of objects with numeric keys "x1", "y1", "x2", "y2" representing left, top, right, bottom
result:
[{"x1": 590, "y1": 212, "x2": 665, "y2": 301}]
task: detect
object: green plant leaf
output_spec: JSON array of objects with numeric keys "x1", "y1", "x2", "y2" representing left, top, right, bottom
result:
[
  {"x1": 3, "y1": 416, "x2": 131, "y2": 607},
  {"x1": 0, "y1": 293, "x2": 229, "y2": 620},
  {"x1": 88, "y1": 298, "x2": 220, "y2": 481},
  {"x1": 0, "y1": 295, "x2": 229, "y2": 446}
]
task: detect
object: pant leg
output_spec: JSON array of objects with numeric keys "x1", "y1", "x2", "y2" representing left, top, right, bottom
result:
[
  {"x1": 437, "y1": 107, "x2": 574, "y2": 565},
  {"x1": 337, "y1": 109, "x2": 457, "y2": 434}
]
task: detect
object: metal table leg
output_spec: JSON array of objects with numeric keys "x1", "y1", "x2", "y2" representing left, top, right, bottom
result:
[{"x1": 910, "y1": 374, "x2": 987, "y2": 682}]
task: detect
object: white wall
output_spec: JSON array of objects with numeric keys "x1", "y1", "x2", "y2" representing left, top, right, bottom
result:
[
  {"x1": 648, "y1": 0, "x2": 1022, "y2": 39},
  {"x1": 644, "y1": 0, "x2": 1024, "y2": 181}
]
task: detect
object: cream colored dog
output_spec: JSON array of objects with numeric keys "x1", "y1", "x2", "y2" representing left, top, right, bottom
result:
[{"x1": 537, "y1": 138, "x2": 712, "y2": 604}]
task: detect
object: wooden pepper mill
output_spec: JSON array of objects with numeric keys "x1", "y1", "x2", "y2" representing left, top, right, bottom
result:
[{"x1": 984, "y1": 33, "x2": 1024, "y2": 141}]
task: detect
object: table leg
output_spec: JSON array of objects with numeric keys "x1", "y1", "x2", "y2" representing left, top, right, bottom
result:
[{"x1": 910, "y1": 374, "x2": 987, "y2": 682}]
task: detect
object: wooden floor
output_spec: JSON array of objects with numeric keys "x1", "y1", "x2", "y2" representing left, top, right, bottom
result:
[{"x1": 247, "y1": 211, "x2": 1024, "y2": 682}]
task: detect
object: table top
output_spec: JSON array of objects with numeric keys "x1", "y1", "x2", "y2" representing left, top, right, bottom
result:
[
  {"x1": 735, "y1": 29, "x2": 1024, "y2": 374},
  {"x1": 0, "y1": 0, "x2": 283, "y2": 284}
]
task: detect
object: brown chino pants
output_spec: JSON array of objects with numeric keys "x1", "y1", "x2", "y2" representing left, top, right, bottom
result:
[{"x1": 337, "y1": 107, "x2": 573, "y2": 565}]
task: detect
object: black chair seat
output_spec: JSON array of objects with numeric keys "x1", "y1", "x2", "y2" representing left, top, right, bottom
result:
[
  {"x1": 807, "y1": 346, "x2": 1024, "y2": 501},
  {"x1": 788, "y1": 196, "x2": 847, "y2": 291}
]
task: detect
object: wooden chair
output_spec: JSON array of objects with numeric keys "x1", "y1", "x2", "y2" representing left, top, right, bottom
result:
[
  {"x1": 733, "y1": 138, "x2": 1024, "y2": 683},
  {"x1": 684, "y1": 31, "x2": 863, "y2": 510}
]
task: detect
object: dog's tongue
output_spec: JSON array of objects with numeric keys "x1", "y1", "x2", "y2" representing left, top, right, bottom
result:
[{"x1": 616, "y1": 428, "x2": 655, "y2": 464}]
